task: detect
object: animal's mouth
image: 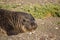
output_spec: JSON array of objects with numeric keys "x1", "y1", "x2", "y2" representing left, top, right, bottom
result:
[
  {"x1": 21, "y1": 23, "x2": 37, "y2": 33},
  {"x1": 29, "y1": 31, "x2": 36, "y2": 34}
]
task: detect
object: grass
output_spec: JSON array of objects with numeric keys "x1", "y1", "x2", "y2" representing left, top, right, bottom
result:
[{"x1": 0, "y1": 3, "x2": 60, "y2": 19}]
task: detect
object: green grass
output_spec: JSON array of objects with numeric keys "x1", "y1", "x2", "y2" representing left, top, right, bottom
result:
[{"x1": 0, "y1": 3, "x2": 60, "y2": 19}]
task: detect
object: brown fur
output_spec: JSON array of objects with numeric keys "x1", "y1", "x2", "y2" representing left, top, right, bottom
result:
[{"x1": 0, "y1": 9, "x2": 37, "y2": 36}]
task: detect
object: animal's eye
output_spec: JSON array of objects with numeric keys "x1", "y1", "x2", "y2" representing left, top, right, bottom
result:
[{"x1": 23, "y1": 19, "x2": 26, "y2": 22}]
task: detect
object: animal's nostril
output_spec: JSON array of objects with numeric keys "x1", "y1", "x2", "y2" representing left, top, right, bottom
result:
[
  {"x1": 31, "y1": 22, "x2": 36, "y2": 26},
  {"x1": 31, "y1": 22, "x2": 37, "y2": 29}
]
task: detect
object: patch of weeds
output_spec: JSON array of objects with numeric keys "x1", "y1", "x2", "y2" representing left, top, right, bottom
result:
[
  {"x1": 0, "y1": 3, "x2": 60, "y2": 19},
  {"x1": 0, "y1": 4, "x2": 12, "y2": 9},
  {"x1": 57, "y1": 22, "x2": 60, "y2": 25}
]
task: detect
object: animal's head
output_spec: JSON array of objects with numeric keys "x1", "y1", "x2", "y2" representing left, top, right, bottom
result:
[{"x1": 19, "y1": 12, "x2": 37, "y2": 33}]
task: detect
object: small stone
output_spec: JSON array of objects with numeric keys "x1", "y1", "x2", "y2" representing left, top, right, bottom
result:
[{"x1": 55, "y1": 27, "x2": 59, "y2": 29}]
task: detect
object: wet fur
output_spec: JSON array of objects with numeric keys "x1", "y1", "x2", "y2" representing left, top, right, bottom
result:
[{"x1": 0, "y1": 9, "x2": 37, "y2": 36}]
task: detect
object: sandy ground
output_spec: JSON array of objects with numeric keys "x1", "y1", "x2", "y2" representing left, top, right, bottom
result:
[{"x1": 0, "y1": 17, "x2": 60, "y2": 40}]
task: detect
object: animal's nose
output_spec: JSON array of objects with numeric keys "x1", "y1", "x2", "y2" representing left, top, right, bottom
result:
[{"x1": 31, "y1": 22, "x2": 37, "y2": 30}]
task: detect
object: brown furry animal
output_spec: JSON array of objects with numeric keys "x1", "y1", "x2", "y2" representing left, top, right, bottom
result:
[{"x1": 0, "y1": 9, "x2": 37, "y2": 36}]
